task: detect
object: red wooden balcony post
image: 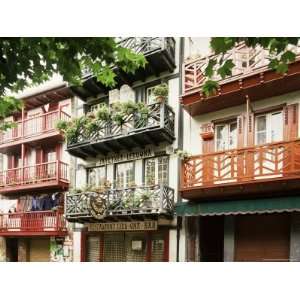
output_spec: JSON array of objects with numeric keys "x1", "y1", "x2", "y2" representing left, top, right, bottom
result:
[
  {"x1": 56, "y1": 160, "x2": 60, "y2": 181},
  {"x1": 21, "y1": 143, "x2": 25, "y2": 184}
]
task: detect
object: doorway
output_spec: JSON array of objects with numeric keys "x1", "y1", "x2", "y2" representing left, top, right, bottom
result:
[
  {"x1": 6, "y1": 238, "x2": 18, "y2": 262},
  {"x1": 200, "y1": 216, "x2": 224, "y2": 262}
]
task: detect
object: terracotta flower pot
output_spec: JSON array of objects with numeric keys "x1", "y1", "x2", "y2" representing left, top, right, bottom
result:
[{"x1": 156, "y1": 96, "x2": 166, "y2": 103}]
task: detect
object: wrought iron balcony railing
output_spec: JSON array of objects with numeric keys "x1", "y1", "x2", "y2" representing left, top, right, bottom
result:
[
  {"x1": 183, "y1": 43, "x2": 300, "y2": 95},
  {"x1": 182, "y1": 139, "x2": 300, "y2": 190},
  {"x1": 82, "y1": 37, "x2": 176, "y2": 78},
  {"x1": 67, "y1": 102, "x2": 175, "y2": 158},
  {"x1": 65, "y1": 184, "x2": 174, "y2": 221},
  {"x1": 0, "y1": 210, "x2": 66, "y2": 235}
]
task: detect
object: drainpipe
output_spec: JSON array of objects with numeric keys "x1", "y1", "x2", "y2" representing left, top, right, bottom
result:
[{"x1": 176, "y1": 37, "x2": 185, "y2": 262}]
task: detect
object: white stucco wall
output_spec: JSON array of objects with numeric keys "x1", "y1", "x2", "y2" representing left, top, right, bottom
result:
[{"x1": 183, "y1": 90, "x2": 300, "y2": 156}]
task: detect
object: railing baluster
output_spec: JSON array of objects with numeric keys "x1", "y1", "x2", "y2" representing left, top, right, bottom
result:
[{"x1": 182, "y1": 140, "x2": 300, "y2": 188}]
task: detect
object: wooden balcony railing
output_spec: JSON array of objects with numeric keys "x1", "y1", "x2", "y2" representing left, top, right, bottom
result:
[
  {"x1": 0, "y1": 210, "x2": 66, "y2": 235},
  {"x1": 183, "y1": 43, "x2": 300, "y2": 95},
  {"x1": 0, "y1": 110, "x2": 70, "y2": 145},
  {"x1": 182, "y1": 139, "x2": 300, "y2": 189},
  {"x1": 66, "y1": 184, "x2": 174, "y2": 221},
  {"x1": 0, "y1": 161, "x2": 69, "y2": 188}
]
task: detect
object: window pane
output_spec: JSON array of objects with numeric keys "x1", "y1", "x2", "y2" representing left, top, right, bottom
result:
[
  {"x1": 88, "y1": 167, "x2": 106, "y2": 187},
  {"x1": 270, "y1": 112, "x2": 283, "y2": 142},
  {"x1": 257, "y1": 132, "x2": 266, "y2": 145},
  {"x1": 145, "y1": 158, "x2": 155, "y2": 185},
  {"x1": 257, "y1": 115, "x2": 266, "y2": 132},
  {"x1": 229, "y1": 122, "x2": 237, "y2": 149},
  {"x1": 256, "y1": 115, "x2": 267, "y2": 145},
  {"x1": 116, "y1": 162, "x2": 134, "y2": 189},
  {"x1": 216, "y1": 125, "x2": 227, "y2": 151},
  {"x1": 158, "y1": 156, "x2": 169, "y2": 185}
]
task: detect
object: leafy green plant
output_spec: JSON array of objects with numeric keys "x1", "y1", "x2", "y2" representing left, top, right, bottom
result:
[
  {"x1": 121, "y1": 100, "x2": 138, "y2": 115},
  {"x1": 112, "y1": 111, "x2": 126, "y2": 126},
  {"x1": 55, "y1": 120, "x2": 68, "y2": 132},
  {"x1": 175, "y1": 149, "x2": 190, "y2": 160},
  {"x1": 96, "y1": 104, "x2": 110, "y2": 121},
  {"x1": 153, "y1": 83, "x2": 168, "y2": 99}
]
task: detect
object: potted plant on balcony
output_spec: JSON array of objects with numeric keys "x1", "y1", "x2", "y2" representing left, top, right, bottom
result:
[
  {"x1": 175, "y1": 149, "x2": 190, "y2": 160},
  {"x1": 96, "y1": 104, "x2": 110, "y2": 122},
  {"x1": 136, "y1": 102, "x2": 150, "y2": 128},
  {"x1": 153, "y1": 83, "x2": 168, "y2": 103},
  {"x1": 139, "y1": 190, "x2": 153, "y2": 209},
  {"x1": 121, "y1": 101, "x2": 138, "y2": 115}
]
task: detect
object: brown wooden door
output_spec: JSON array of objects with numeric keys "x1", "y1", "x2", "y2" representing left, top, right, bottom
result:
[
  {"x1": 235, "y1": 213, "x2": 290, "y2": 262},
  {"x1": 29, "y1": 238, "x2": 50, "y2": 262}
]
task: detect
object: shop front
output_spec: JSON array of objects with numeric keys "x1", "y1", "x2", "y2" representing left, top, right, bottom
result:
[
  {"x1": 177, "y1": 196, "x2": 300, "y2": 262},
  {"x1": 82, "y1": 220, "x2": 169, "y2": 262}
]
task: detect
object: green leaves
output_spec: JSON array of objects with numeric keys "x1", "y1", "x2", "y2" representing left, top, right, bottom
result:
[
  {"x1": 281, "y1": 50, "x2": 296, "y2": 64},
  {"x1": 205, "y1": 59, "x2": 217, "y2": 77},
  {"x1": 210, "y1": 38, "x2": 236, "y2": 55},
  {"x1": 217, "y1": 59, "x2": 234, "y2": 79},
  {"x1": 0, "y1": 37, "x2": 148, "y2": 129},
  {"x1": 202, "y1": 37, "x2": 300, "y2": 97},
  {"x1": 202, "y1": 80, "x2": 218, "y2": 97}
]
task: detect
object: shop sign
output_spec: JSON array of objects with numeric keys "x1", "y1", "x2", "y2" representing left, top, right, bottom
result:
[
  {"x1": 97, "y1": 149, "x2": 154, "y2": 165},
  {"x1": 86, "y1": 220, "x2": 158, "y2": 232}
]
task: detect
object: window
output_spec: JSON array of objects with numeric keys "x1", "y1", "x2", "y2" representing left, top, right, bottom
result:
[
  {"x1": 144, "y1": 156, "x2": 169, "y2": 186},
  {"x1": 90, "y1": 104, "x2": 101, "y2": 113},
  {"x1": 215, "y1": 121, "x2": 237, "y2": 151},
  {"x1": 255, "y1": 111, "x2": 283, "y2": 145},
  {"x1": 146, "y1": 85, "x2": 162, "y2": 105},
  {"x1": 115, "y1": 162, "x2": 135, "y2": 189},
  {"x1": 87, "y1": 166, "x2": 107, "y2": 187}
]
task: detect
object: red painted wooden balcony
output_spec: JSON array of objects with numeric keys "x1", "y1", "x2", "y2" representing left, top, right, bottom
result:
[
  {"x1": 181, "y1": 139, "x2": 300, "y2": 200},
  {"x1": 0, "y1": 110, "x2": 70, "y2": 151},
  {"x1": 0, "y1": 210, "x2": 66, "y2": 236},
  {"x1": 182, "y1": 44, "x2": 300, "y2": 116},
  {"x1": 0, "y1": 161, "x2": 69, "y2": 195}
]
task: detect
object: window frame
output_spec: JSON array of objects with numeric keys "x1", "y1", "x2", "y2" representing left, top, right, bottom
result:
[
  {"x1": 114, "y1": 161, "x2": 136, "y2": 189},
  {"x1": 214, "y1": 120, "x2": 238, "y2": 152},
  {"x1": 255, "y1": 110, "x2": 283, "y2": 146},
  {"x1": 144, "y1": 155, "x2": 169, "y2": 186},
  {"x1": 86, "y1": 165, "x2": 107, "y2": 187}
]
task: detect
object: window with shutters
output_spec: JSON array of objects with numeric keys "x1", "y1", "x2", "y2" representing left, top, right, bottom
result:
[
  {"x1": 215, "y1": 121, "x2": 237, "y2": 151},
  {"x1": 255, "y1": 111, "x2": 283, "y2": 145}
]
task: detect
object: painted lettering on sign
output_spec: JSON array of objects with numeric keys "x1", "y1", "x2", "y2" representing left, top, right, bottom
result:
[
  {"x1": 86, "y1": 221, "x2": 158, "y2": 232},
  {"x1": 97, "y1": 149, "x2": 155, "y2": 166}
]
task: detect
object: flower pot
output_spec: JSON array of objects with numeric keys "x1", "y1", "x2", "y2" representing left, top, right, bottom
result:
[{"x1": 156, "y1": 96, "x2": 166, "y2": 103}]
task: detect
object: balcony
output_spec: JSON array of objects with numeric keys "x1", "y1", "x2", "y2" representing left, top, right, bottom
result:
[
  {"x1": 71, "y1": 37, "x2": 176, "y2": 100},
  {"x1": 0, "y1": 110, "x2": 70, "y2": 152},
  {"x1": 0, "y1": 210, "x2": 66, "y2": 236},
  {"x1": 65, "y1": 184, "x2": 174, "y2": 222},
  {"x1": 0, "y1": 161, "x2": 69, "y2": 195},
  {"x1": 182, "y1": 44, "x2": 300, "y2": 116},
  {"x1": 67, "y1": 103, "x2": 175, "y2": 159},
  {"x1": 181, "y1": 139, "x2": 300, "y2": 200}
]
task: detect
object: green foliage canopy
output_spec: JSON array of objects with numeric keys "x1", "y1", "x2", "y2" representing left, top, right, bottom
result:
[
  {"x1": 0, "y1": 37, "x2": 146, "y2": 126},
  {"x1": 203, "y1": 37, "x2": 300, "y2": 96}
]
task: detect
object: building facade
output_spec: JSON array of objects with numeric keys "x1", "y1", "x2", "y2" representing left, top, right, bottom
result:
[
  {"x1": 65, "y1": 37, "x2": 186, "y2": 262},
  {"x1": 1, "y1": 37, "x2": 300, "y2": 262},
  {"x1": 178, "y1": 38, "x2": 300, "y2": 262},
  {"x1": 0, "y1": 79, "x2": 74, "y2": 262}
]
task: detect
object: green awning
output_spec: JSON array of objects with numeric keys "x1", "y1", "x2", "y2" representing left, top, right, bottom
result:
[{"x1": 176, "y1": 196, "x2": 300, "y2": 216}]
